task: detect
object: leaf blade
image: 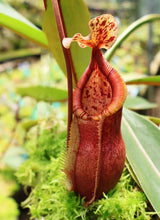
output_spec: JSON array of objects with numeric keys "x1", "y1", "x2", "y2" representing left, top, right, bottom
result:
[
  {"x1": 125, "y1": 75, "x2": 160, "y2": 86},
  {"x1": 17, "y1": 86, "x2": 68, "y2": 102},
  {"x1": 105, "y1": 14, "x2": 160, "y2": 61},
  {"x1": 124, "y1": 96, "x2": 157, "y2": 110},
  {"x1": 122, "y1": 108, "x2": 160, "y2": 216},
  {"x1": 0, "y1": 48, "x2": 43, "y2": 63},
  {"x1": 0, "y1": 1, "x2": 48, "y2": 48}
]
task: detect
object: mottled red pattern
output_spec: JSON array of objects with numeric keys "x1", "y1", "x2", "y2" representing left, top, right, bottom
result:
[
  {"x1": 62, "y1": 14, "x2": 118, "y2": 50},
  {"x1": 82, "y1": 63, "x2": 112, "y2": 115},
  {"x1": 63, "y1": 14, "x2": 127, "y2": 206}
]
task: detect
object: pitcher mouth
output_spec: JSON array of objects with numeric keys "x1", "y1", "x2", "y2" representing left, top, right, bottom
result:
[{"x1": 73, "y1": 48, "x2": 127, "y2": 121}]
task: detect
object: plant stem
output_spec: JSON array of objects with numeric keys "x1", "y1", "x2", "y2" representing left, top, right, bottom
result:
[
  {"x1": 43, "y1": 0, "x2": 47, "y2": 10},
  {"x1": 52, "y1": 0, "x2": 73, "y2": 137},
  {"x1": 105, "y1": 14, "x2": 160, "y2": 61}
]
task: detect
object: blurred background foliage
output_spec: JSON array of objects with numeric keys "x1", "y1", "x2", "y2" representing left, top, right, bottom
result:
[{"x1": 0, "y1": 0, "x2": 160, "y2": 219}]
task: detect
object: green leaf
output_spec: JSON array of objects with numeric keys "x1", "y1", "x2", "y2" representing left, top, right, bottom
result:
[
  {"x1": 122, "y1": 108, "x2": 160, "y2": 216},
  {"x1": 125, "y1": 159, "x2": 141, "y2": 188},
  {"x1": 124, "y1": 96, "x2": 157, "y2": 110},
  {"x1": 105, "y1": 14, "x2": 160, "y2": 61},
  {"x1": 17, "y1": 86, "x2": 68, "y2": 102},
  {"x1": 125, "y1": 75, "x2": 160, "y2": 86},
  {"x1": 42, "y1": 0, "x2": 91, "y2": 82},
  {"x1": 143, "y1": 115, "x2": 160, "y2": 125},
  {"x1": 0, "y1": 1, "x2": 48, "y2": 48},
  {"x1": 0, "y1": 48, "x2": 43, "y2": 63},
  {"x1": 21, "y1": 119, "x2": 39, "y2": 131}
]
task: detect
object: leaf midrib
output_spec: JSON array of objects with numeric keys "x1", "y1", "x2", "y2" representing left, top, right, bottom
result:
[{"x1": 122, "y1": 116, "x2": 160, "y2": 178}]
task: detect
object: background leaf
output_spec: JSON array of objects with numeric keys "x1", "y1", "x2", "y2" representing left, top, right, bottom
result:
[
  {"x1": 143, "y1": 115, "x2": 160, "y2": 125},
  {"x1": 17, "y1": 86, "x2": 68, "y2": 102},
  {"x1": 125, "y1": 75, "x2": 160, "y2": 86},
  {"x1": 105, "y1": 14, "x2": 160, "y2": 61},
  {"x1": 122, "y1": 108, "x2": 160, "y2": 216},
  {"x1": 124, "y1": 96, "x2": 157, "y2": 110},
  {"x1": 21, "y1": 119, "x2": 39, "y2": 131},
  {"x1": 42, "y1": 0, "x2": 91, "y2": 82},
  {"x1": 0, "y1": 0, "x2": 48, "y2": 48},
  {"x1": 0, "y1": 48, "x2": 43, "y2": 63}
]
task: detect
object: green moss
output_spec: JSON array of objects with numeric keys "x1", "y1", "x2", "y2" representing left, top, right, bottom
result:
[
  {"x1": 17, "y1": 123, "x2": 152, "y2": 220},
  {"x1": 94, "y1": 172, "x2": 150, "y2": 220}
]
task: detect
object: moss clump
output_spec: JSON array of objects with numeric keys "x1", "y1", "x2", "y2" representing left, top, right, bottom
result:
[
  {"x1": 17, "y1": 122, "x2": 152, "y2": 220},
  {"x1": 94, "y1": 172, "x2": 150, "y2": 220}
]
